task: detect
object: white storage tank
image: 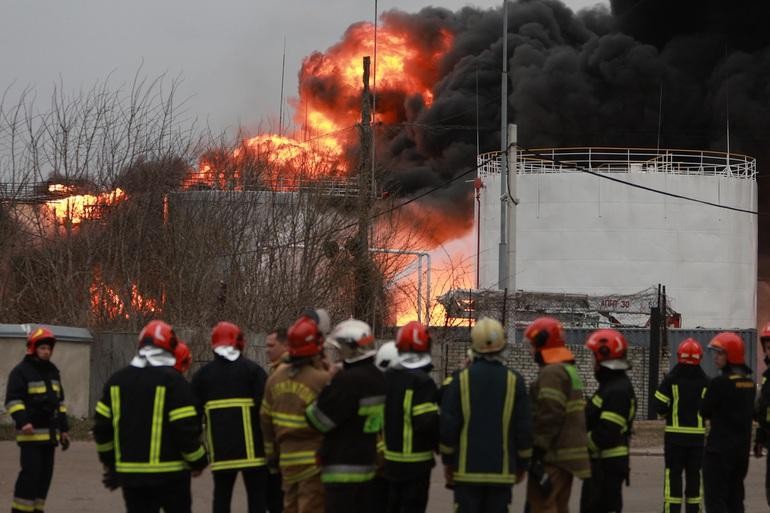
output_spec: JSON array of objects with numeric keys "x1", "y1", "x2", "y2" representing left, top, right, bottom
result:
[{"x1": 475, "y1": 148, "x2": 758, "y2": 329}]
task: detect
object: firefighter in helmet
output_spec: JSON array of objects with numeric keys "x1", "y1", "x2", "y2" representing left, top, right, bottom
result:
[
  {"x1": 701, "y1": 332, "x2": 754, "y2": 513},
  {"x1": 654, "y1": 338, "x2": 708, "y2": 513},
  {"x1": 93, "y1": 320, "x2": 208, "y2": 512},
  {"x1": 524, "y1": 317, "x2": 590, "y2": 513},
  {"x1": 382, "y1": 321, "x2": 439, "y2": 513},
  {"x1": 305, "y1": 318, "x2": 387, "y2": 513},
  {"x1": 440, "y1": 317, "x2": 533, "y2": 513},
  {"x1": 192, "y1": 322, "x2": 269, "y2": 513},
  {"x1": 5, "y1": 327, "x2": 70, "y2": 513},
  {"x1": 260, "y1": 314, "x2": 330, "y2": 513},
  {"x1": 174, "y1": 341, "x2": 192, "y2": 374},
  {"x1": 580, "y1": 329, "x2": 636, "y2": 513},
  {"x1": 755, "y1": 323, "x2": 770, "y2": 507}
]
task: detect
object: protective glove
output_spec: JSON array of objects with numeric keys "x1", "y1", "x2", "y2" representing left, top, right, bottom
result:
[
  {"x1": 102, "y1": 466, "x2": 120, "y2": 491},
  {"x1": 60, "y1": 432, "x2": 70, "y2": 451},
  {"x1": 443, "y1": 464, "x2": 455, "y2": 489},
  {"x1": 754, "y1": 441, "x2": 764, "y2": 458},
  {"x1": 529, "y1": 447, "x2": 552, "y2": 497}
]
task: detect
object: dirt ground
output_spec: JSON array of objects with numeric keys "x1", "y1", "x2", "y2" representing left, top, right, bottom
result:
[{"x1": 1, "y1": 440, "x2": 768, "y2": 513}]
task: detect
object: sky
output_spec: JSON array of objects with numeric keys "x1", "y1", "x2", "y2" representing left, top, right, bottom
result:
[{"x1": 0, "y1": 0, "x2": 608, "y2": 137}]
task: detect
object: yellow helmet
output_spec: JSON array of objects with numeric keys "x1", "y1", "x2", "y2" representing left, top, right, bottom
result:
[{"x1": 471, "y1": 317, "x2": 506, "y2": 354}]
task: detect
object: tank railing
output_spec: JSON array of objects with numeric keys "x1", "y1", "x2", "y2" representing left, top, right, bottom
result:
[{"x1": 477, "y1": 148, "x2": 756, "y2": 180}]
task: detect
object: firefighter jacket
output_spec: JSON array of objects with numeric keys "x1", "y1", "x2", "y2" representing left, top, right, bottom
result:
[
  {"x1": 382, "y1": 366, "x2": 439, "y2": 480},
  {"x1": 530, "y1": 362, "x2": 590, "y2": 479},
  {"x1": 260, "y1": 357, "x2": 330, "y2": 484},
  {"x1": 439, "y1": 358, "x2": 533, "y2": 485},
  {"x1": 305, "y1": 356, "x2": 387, "y2": 484},
  {"x1": 700, "y1": 364, "x2": 754, "y2": 455},
  {"x1": 755, "y1": 362, "x2": 770, "y2": 444},
  {"x1": 585, "y1": 368, "x2": 636, "y2": 460},
  {"x1": 4, "y1": 356, "x2": 69, "y2": 445},
  {"x1": 655, "y1": 364, "x2": 709, "y2": 446},
  {"x1": 192, "y1": 354, "x2": 268, "y2": 472},
  {"x1": 93, "y1": 365, "x2": 208, "y2": 486}
]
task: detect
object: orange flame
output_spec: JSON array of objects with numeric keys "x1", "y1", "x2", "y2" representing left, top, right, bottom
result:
[
  {"x1": 90, "y1": 275, "x2": 161, "y2": 321},
  {"x1": 46, "y1": 187, "x2": 126, "y2": 224}
]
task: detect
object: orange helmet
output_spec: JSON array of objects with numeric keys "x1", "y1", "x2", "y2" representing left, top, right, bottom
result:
[
  {"x1": 211, "y1": 321, "x2": 245, "y2": 351},
  {"x1": 138, "y1": 320, "x2": 179, "y2": 353},
  {"x1": 585, "y1": 329, "x2": 629, "y2": 369},
  {"x1": 174, "y1": 342, "x2": 192, "y2": 373},
  {"x1": 287, "y1": 316, "x2": 323, "y2": 358},
  {"x1": 26, "y1": 327, "x2": 56, "y2": 356},
  {"x1": 396, "y1": 321, "x2": 431, "y2": 353},
  {"x1": 677, "y1": 338, "x2": 703, "y2": 365},
  {"x1": 708, "y1": 332, "x2": 745, "y2": 365},
  {"x1": 524, "y1": 317, "x2": 574, "y2": 364}
]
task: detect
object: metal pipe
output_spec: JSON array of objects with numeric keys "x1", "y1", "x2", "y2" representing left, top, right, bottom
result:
[{"x1": 498, "y1": 0, "x2": 509, "y2": 291}]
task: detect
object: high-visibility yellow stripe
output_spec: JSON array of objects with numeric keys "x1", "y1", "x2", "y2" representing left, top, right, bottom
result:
[
  {"x1": 59, "y1": 404, "x2": 67, "y2": 413},
  {"x1": 205, "y1": 398, "x2": 255, "y2": 410},
  {"x1": 321, "y1": 471, "x2": 376, "y2": 483},
  {"x1": 260, "y1": 399, "x2": 272, "y2": 416},
  {"x1": 665, "y1": 426, "x2": 706, "y2": 434},
  {"x1": 149, "y1": 387, "x2": 166, "y2": 464},
  {"x1": 7, "y1": 403, "x2": 25, "y2": 414},
  {"x1": 11, "y1": 499, "x2": 36, "y2": 512},
  {"x1": 280, "y1": 450, "x2": 317, "y2": 466},
  {"x1": 243, "y1": 406, "x2": 255, "y2": 460},
  {"x1": 111, "y1": 386, "x2": 121, "y2": 463},
  {"x1": 454, "y1": 472, "x2": 516, "y2": 484},
  {"x1": 271, "y1": 411, "x2": 308, "y2": 428},
  {"x1": 211, "y1": 458, "x2": 267, "y2": 471},
  {"x1": 655, "y1": 390, "x2": 671, "y2": 405},
  {"x1": 599, "y1": 446, "x2": 629, "y2": 458},
  {"x1": 27, "y1": 386, "x2": 46, "y2": 394},
  {"x1": 439, "y1": 443, "x2": 455, "y2": 455},
  {"x1": 385, "y1": 450, "x2": 434, "y2": 462},
  {"x1": 412, "y1": 403, "x2": 438, "y2": 416},
  {"x1": 95, "y1": 401, "x2": 111, "y2": 418},
  {"x1": 672, "y1": 385, "x2": 680, "y2": 428},
  {"x1": 458, "y1": 370, "x2": 470, "y2": 474},
  {"x1": 403, "y1": 389, "x2": 414, "y2": 454},
  {"x1": 96, "y1": 441, "x2": 114, "y2": 452},
  {"x1": 566, "y1": 399, "x2": 586, "y2": 413},
  {"x1": 117, "y1": 461, "x2": 186, "y2": 473},
  {"x1": 501, "y1": 372, "x2": 516, "y2": 475},
  {"x1": 169, "y1": 406, "x2": 196, "y2": 422},
  {"x1": 591, "y1": 395, "x2": 603, "y2": 408},
  {"x1": 538, "y1": 387, "x2": 566, "y2": 405},
  {"x1": 182, "y1": 445, "x2": 206, "y2": 462},
  {"x1": 16, "y1": 433, "x2": 54, "y2": 442},
  {"x1": 600, "y1": 411, "x2": 627, "y2": 430}
]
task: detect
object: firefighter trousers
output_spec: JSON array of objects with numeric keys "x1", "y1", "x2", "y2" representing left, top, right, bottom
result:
[
  {"x1": 525, "y1": 464, "x2": 573, "y2": 513},
  {"x1": 213, "y1": 467, "x2": 268, "y2": 513},
  {"x1": 766, "y1": 454, "x2": 770, "y2": 508},
  {"x1": 386, "y1": 471, "x2": 431, "y2": 513},
  {"x1": 453, "y1": 484, "x2": 512, "y2": 513},
  {"x1": 663, "y1": 442, "x2": 702, "y2": 513},
  {"x1": 325, "y1": 481, "x2": 374, "y2": 513},
  {"x1": 702, "y1": 450, "x2": 749, "y2": 513},
  {"x1": 121, "y1": 473, "x2": 192, "y2": 513},
  {"x1": 580, "y1": 456, "x2": 628, "y2": 513},
  {"x1": 266, "y1": 469, "x2": 283, "y2": 513},
  {"x1": 12, "y1": 444, "x2": 55, "y2": 513},
  {"x1": 282, "y1": 474, "x2": 324, "y2": 513}
]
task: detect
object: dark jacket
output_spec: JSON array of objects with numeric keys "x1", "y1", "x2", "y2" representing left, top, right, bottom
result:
[
  {"x1": 4, "y1": 356, "x2": 69, "y2": 445},
  {"x1": 439, "y1": 358, "x2": 533, "y2": 485},
  {"x1": 701, "y1": 365, "x2": 754, "y2": 455},
  {"x1": 93, "y1": 364, "x2": 208, "y2": 486},
  {"x1": 655, "y1": 363, "x2": 709, "y2": 446},
  {"x1": 382, "y1": 366, "x2": 439, "y2": 480},
  {"x1": 192, "y1": 354, "x2": 268, "y2": 472},
  {"x1": 306, "y1": 357, "x2": 387, "y2": 484},
  {"x1": 586, "y1": 368, "x2": 636, "y2": 459},
  {"x1": 754, "y1": 362, "x2": 770, "y2": 444}
]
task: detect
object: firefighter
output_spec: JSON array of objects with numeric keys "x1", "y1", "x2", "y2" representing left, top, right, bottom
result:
[
  {"x1": 260, "y1": 315, "x2": 330, "y2": 513},
  {"x1": 192, "y1": 322, "x2": 269, "y2": 513},
  {"x1": 580, "y1": 329, "x2": 636, "y2": 513},
  {"x1": 174, "y1": 341, "x2": 192, "y2": 374},
  {"x1": 440, "y1": 317, "x2": 533, "y2": 513},
  {"x1": 523, "y1": 317, "x2": 590, "y2": 513},
  {"x1": 305, "y1": 318, "x2": 387, "y2": 513},
  {"x1": 701, "y1": 332, "x2": 754, "y2": 513},
  {"x1": 654, "y1": 338, "x2": 709, "y2": 513},
  {"x1": 5, "y1": 327, "x2": 70, "y2": 513},
  {"x1": 93, "y1": 320, "x2": 208, "y2": 513},
  {"x1": 382, "y1": 321, "x2": 439, "y2": 513},
  {"x1": 264, "y1": 328, "x2": 289, "y2": 513},
  {"x1": 755, "y1": 323, "x2": 770, "y2": 507}
]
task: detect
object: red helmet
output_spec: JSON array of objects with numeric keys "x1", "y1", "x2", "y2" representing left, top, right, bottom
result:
[
  {"x1": 396, "y1": 321, "x2": 431, "y2": 353},
  {"x1": 287, "y1": 316, "x2": 323, "y2": 358},
  {"x1": 585, "y1": 329, "x2": 629, "y2": 369},
  {"x1": 138, "y1": 320, "x2": 179, "y2": 353},
  {"x1": 708, "y1": 332, "x2": 745, "y2": 365},
  {"x1": 174, "y1": 342, "x2": 192, "y2": 373},
  {"x1": 524, "y1": 317, "x2": 574, "y2": 364},
  {"x1": 211, "y1": 321, "x2": 245, "y2": 351},
  {"x1": 760, "y1": 322, "x2": 770, "y2": 342},
  {"x1": 26, "y1": 327, "x2": 56, "y2": 356},
  {"x1": 677, "y1": 338, "x2": 703, "y2": 365}
]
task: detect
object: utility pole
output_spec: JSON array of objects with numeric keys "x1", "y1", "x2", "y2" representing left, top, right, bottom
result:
[
  {"x1": 353, "y1": 56, "x2": 377, "y2": 325},
  {"x1": 498, "y1": 0, "x2": 510, "y2": 291}
]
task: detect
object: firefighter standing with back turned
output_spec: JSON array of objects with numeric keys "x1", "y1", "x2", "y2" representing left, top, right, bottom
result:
[
  {"x1": 654, "y1": 338, "x2": 708, "y2": 513},
  {"x1": 382, "y1": 321, "x2": 439, "y2": 513},
  {"x1": 754, "y1": 323, "x2": 770, "y2": 507},
  {"x1": 260, "y1": 315, "x2": 330, "y2": 513},
  {"x1": 192, "y1": 322, "x2": 269, "y2": 513},
  {"x1": 440, "y1": 317, "x2": 533, "y2": 513},
  {"x1": 581, "y1": 329, "x2": 636, "y2": 513},
  {"x1": 5, "y1": 327, "x2": 71, "y2": 513},
  {"x1": 305, "y1": 318, "x2": 387, "y2": 513},
  {"x1": 700, "y1": 332, "x2": 754, "y2": 513},
  {"x1": 523, "y1": 317, "x2": 590, "y2": 513}
]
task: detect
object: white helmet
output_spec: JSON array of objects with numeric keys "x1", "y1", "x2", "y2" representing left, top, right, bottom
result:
[
  {"x1": 375, "y1": 341, "x2": 400, "y2": 371},
  {"x1": 327, "y1": 318, "x2": 376, "y2": 363}
]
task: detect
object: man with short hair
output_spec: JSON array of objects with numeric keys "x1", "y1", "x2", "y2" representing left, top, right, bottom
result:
[
  {"x1": 266, "y1": 329, "x2": 289, "y2": 373},
  {"x1": 264, "y1": 328, "x2": 289, "y2": 513}
]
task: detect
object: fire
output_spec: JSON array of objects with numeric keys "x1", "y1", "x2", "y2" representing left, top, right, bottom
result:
[
  {"x1": 46, "y1": 187, "x2": 126, "y2": 225},
  {"x1": 90, "y1": 274, "x2": 161, "y2": 321}
]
